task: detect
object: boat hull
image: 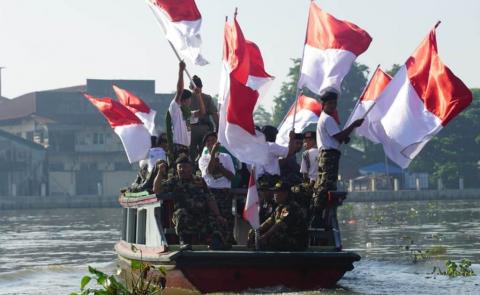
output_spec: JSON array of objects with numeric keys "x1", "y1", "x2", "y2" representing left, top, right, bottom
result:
[{"x1": 116, "y1": 241, "x2": 360, "y2": 293}]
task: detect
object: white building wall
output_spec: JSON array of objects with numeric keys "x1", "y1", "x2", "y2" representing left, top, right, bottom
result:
[
  {"x1": 49, "y1": 171, "x2": 76, "y2": 196},
  {"x1": 103, "y1": 171, "x2": 137, "y2": 196}
]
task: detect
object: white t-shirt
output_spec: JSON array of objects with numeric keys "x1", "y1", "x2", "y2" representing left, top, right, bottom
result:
[
  {"x1": 198, "y1": 152, "x2": 235, "y2": 189},
  {"x1": 300, "y1": 148, "x2": 319, "y2": 182},
  {"x1": 169, "y1": 99, "x2": 191, "y2": 146},
  {"x1": 316, "y1": 111, "x2": 341, "y2": 150},
  {"x1": 256, "y1": 142, "x2": 289, "y2": 178}
]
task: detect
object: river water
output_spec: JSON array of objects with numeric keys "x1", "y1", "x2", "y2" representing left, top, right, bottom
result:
[{"x1": 1, "y1": 199, "x2": 479, "y2": 294}]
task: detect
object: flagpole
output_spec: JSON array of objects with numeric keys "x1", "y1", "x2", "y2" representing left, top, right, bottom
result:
[
  {"x1": 146, "y1": 1, "x2": 194, "y2": 82},
  {"x1": 344, "y1": 64, "x2": 380, "y2": 128},
  {"x1": 290, "y1": 1, "x2": 313, "y2": 132}
]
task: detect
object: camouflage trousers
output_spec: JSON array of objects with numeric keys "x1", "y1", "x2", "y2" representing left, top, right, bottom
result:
[
  {"x1": 312, "y1": 149, "x2": 340, "y2": 213},
  {"x1": 247, "y1": 228, "x2": 307, "y2": 251},
  {"x1": 172, "y1": 209, "x2": 224, "y2": 244},
  {"x1": 210, "y1": 188, "x2": 236, "y2": 244}
]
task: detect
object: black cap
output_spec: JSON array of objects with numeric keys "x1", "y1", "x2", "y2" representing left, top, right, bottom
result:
[
  {"x1": 175, "y1": 155, "x2": 192, "y2": 165},
  {"x1": 181, "y1": 89, "x2": 192, "y2": 100},
  {"x1": 261, "y1": 125, "x2": 278, "y2": 142},
  {"x1": 270, "y1": 181, "x2": 291, "y2": 192},
  {"x1": 320, "y1": 90, "x2": 338, "y2": 103}
]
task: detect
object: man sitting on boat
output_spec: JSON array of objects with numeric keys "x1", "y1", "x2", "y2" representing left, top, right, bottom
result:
[
  {"x1": 248, "y1": 181, "x2": 308, "y2": 251},
  {"x1": 198, "y1": 132, "x2": 236, "y2": 245},
  {"x1": 153, "y1": 155, "x2": 229, "y2": 250}
]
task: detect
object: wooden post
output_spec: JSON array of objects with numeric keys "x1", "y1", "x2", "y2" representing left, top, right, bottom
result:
[
  {"x1": 459, "y1": 178, "x2": 464, "y2": 190},
  {"x1": 415, "y1": 178, "x2": 421, "y2": 191},
  {"x1": 394, "y1": 178, "x2": 399, "y2": 191}
]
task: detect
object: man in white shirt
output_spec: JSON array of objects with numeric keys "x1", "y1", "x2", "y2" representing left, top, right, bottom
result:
[
  {"x1": 167, "y1": 61, "x2": 206, "y2": 162},
  {"x1": 300, "y1": 131, "x2": 318, "y2": 185},
  {"x1": 198, "y1": 132, "x2": 236, "y2": 244},
  {"x1": 312, "y1": 90, "x2": 363, "y2": 224}
]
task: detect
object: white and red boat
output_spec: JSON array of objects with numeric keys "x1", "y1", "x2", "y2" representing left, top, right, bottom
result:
[{"x1": 115, "y1": 190, "x2": 360, "y2": 294}]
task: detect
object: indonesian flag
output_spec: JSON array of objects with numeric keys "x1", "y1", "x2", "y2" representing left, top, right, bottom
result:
[
  {"x1": 367, "y1": 25, "x2": 472, "y2": 168},
  {"x1": 112, "y1": 85, "x2": 157, "y2": 136},
  {"x1": 217, "y1": 17, "x2": 274, "y2": 165},
  {"x1": 85, "y1": 94, "x2": 151, "y2": 163},
  {"x1": 243, "y1": 170, "x2": 260, "y2": 230},
  {"x1": 276, "y1": 95, "x2": 339, "y2": 146},
  {"x1": 344, "y1": 67, "x2": 391, "y2": 143},
  {"x1": 147, "y1": 0, "x2": 208, "y2": 65},
  {"x1": 298, "y1": 1, "x2": 372, "y2": 94}
]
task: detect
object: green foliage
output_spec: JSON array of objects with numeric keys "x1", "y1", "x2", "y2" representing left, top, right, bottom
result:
[
  {"x1": 72, "y1": 247, "x2": 166, "y2": 295},
  {"x1": 432, "y1": 259, "x2": 476, "y2": 277},
  {"x1": 253, "y1": 105, "x2": 273, "y2": 126},
  {"x1": 409, "y1": 88, "x2": 480, "y2": 188},
  {"x1": 401, "y1": 236, "x2": 447, "y2": 263},
  {"x1": 272, "y1": 58, "x2": 301, "y2": 126},
  {"x1": 271, "y1": 58, "x2": 369, "y2": 127}
]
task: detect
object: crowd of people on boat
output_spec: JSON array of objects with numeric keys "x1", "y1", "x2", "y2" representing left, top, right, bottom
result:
[{"x1": 125, "y1": 61, "x2": 364, "y2": 251}]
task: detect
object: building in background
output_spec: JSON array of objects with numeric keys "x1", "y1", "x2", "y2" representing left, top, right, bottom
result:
[
  {"x1": 0, "y1": 129, "x2": 46, "y2": 196},
  {"x1": 0, "y1": 79, "x2": 171, "y2": 197}
]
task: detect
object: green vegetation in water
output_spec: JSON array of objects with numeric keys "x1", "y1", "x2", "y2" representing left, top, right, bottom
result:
[
  {"x1": 71, "y1": 245, "x2": 166, "y2": 295},
  {"x1": 432, "y1": 259, "x2": 476, "y2": 277},
  {"x1": 401, "y1": 236, "x2": 447, "y2": 263}
]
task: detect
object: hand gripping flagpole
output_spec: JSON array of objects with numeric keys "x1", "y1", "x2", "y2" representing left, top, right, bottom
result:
[{"x1": 146, "y1": 0, "x2": 194, "y2": 83}]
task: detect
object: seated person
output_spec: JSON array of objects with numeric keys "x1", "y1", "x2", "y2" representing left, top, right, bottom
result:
[
  {"x1": 198, "y1": 132, "x2": 236, "y2": 244},
  {"x1": 153, "y1": 155, "x2": 228, "y2": 249},
  {"x1": 248, "y1": 181, "x2": 308, "y2": 251}
]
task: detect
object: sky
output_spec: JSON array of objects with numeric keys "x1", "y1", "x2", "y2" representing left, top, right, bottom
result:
[{"x1": 0, "y1": 0, "x2": 479, "y2": 111}]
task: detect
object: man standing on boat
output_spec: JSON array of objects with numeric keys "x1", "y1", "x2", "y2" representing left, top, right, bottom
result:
[
  {"x1": 312, "y1": 90, "x2": 363, "y2": 225},
  {"x1": 166, "y1": 61, "x2": 206, "y2": 163},
  {"x1": 153, "y1": 155, "x2": 228, "y2": 249},
  {"x1": 198, "y1": 132, "x2": 236, "y2": 245},
  {"x1": 248, "y1": 181, "x2": 308, "y2": 251},
  {"x1": 189, "y1": 75, "x2": 219, "y2": 161}
]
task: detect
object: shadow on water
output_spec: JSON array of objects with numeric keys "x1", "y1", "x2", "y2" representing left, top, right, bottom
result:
[{"x1": 1, "y1": 201, "x2": 480, "y2": 294}]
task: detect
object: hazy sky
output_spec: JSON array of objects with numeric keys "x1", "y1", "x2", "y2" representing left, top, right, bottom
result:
[{"x1": 0, "y1": 0, "x2": 479, "y2": 110}]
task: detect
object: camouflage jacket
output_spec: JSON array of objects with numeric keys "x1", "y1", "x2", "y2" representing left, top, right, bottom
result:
[
  {"x1": 158, "y1": 175, "x2": 214, "y2": 216},
  {"x1": 261, "y1": 201, "x2": 308, "y2": 239}
]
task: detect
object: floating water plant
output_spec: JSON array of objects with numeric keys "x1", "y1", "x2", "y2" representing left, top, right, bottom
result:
[
  {"x1": 432, "y1": 259, "x2": 476, "y2": 277},
  {"x1": 71, "y1": 245, "x2": 166, "y2": 295}
]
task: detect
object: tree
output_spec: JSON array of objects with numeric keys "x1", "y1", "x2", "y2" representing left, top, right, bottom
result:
[
  {"x1": 253, "y1": 105, "x2": 273, "y2": 126},
  {"x1": 271, "y1": 59, "x2": 370, "y2": 127},
  {"x1": 409, "y1": 88, "x2": 480, "y2": 188}
]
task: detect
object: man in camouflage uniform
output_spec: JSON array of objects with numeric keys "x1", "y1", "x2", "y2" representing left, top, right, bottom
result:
[
  {"x1": 153, "y1": 155, "x2": 228, "y2": 249},
  {"x1": 248, "y1": 181, "x2": 308, "y2": 251},
  {"x1": 312, "y1": 90, "x2": 363, "y2": 228}
]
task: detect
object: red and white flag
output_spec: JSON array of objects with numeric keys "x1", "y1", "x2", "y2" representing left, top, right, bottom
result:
[
  {"x1": 243, "y1": 171, "x2": 260, "y2": 230},
  {"x1": 113, "y1": 85, "x2": 157, "y2": 136},
  {"x1": 298, "y1": 1, "x2": 372, "y2": 94},
  {"x1": 217, "y1": 17, "x2": 274, "y2": 165},
  {"x1": 344, "y1": 67, "x2": 391, "y2": 143},
  {"x1": 276, "y1": 95, "x2": 339, "y2": 146},
  {"x1": 367, "y1": 25, "x2": 472, "y2": 168},
  {"x1": 84, "y1": 94, "x2": 151, "y2": 163},
  {"x1": 147, "y1": 0, "x2": 208, "y2": 65}
]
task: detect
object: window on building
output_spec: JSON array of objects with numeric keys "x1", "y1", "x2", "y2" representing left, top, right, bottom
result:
[{"x1": 93, "y1": 133, "x2": 105, "y2": 145}]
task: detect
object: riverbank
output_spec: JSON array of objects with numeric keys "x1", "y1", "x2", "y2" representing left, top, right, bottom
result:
[
  {"x1": 348, "y1": 189, "x2": 480, "y2": 202},
  {"x1": 1, "y1": 189, "x2": 480, "y2": 210}
]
